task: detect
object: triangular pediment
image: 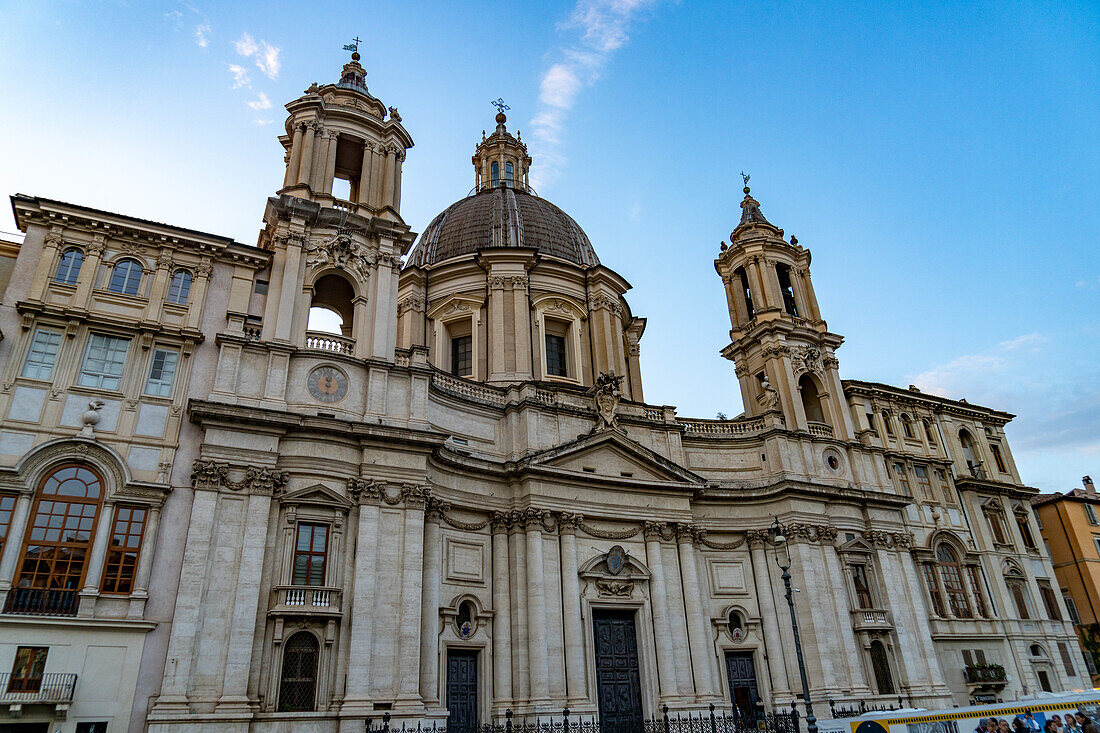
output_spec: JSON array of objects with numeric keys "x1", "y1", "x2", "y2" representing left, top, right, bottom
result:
[
  {"x1": 521, "y1": 430, "x2": 704, "y2": 486},
  {"x1": 838, "y1": 536, "x2": 875, "y2": 554},
  {"x1": 279, "y1": 483, "x2": 353, "y2": 509}
]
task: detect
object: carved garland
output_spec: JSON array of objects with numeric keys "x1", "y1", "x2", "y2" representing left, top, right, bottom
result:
[
  {"x1": 862, "y1": 529, "x2": 915, "y2": 549},
  {"x1": 190, "y1": 460, "x2": 288, "y2": 496}
]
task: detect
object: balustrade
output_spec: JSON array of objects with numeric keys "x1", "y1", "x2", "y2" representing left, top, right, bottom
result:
[{"x1": 304, "y1": 331, "x2": 355, "y2": 355}]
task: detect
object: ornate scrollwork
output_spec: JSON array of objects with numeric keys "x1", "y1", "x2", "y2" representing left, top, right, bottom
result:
[
  {"x1": 643, "y1": 521, "x2": 673, "y2": 541},
  {"x1": 400, "y1": 483, "x2": 431, "y2": 508},
  {"x1": 347, "y1": 477, "x2": 384, "y2": 503},
  {"x1": 304, "y1": 232, "x2": 377, "y2": 280},
  {"x1": 587, "y1": 294, "x2": 622, "y2": 316},
  {"x1": 190, "y1": 460, "x2": 287, "y2": 495},
  {"x1": 191, "y1": 460, "x2": 228, "y2": 490},
  {"x1": 790, "y1": 346, "x2": 823, "y2": 377},
  {"x1": 595, "y1": 578, "x2": 635, "y2": 597},
  {"x1": 397, "y1": 294, "x2": 426, "y2": 315},
  {"x1": 591, "y1": 371, "x2": 624, "y2": 433},
  {"x1": 558, "y1": 512, "x2": 583, "y2": 534},
  {"x1": 863, "y1": 529, "x2": 914, "y2": 549}
]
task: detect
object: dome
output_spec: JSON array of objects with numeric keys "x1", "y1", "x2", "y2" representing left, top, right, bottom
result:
[{"x1": 406, "y1": 185, "x2": 600, "y2": 269}]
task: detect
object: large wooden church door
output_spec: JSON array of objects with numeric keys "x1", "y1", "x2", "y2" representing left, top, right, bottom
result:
[
  {"x1": 446, "y1": 650, "x2": 479, "y2": 733},
  {"x1": 724, "y1": 651, "x2": 760, "y2": 720},
  {"x1": 593, "y1": 610, "x2": 644, "y2": 733}
]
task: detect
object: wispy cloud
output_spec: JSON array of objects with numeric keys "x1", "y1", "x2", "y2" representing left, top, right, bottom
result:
[
  {"x1": 194, "y1": 22, "x2": 211, "y2": 48},
  {"x1": 165, "y1": 10, "x2": 183, "y2": 28},
  {"x1": 247, "y1": 92, "x2": 271, "y2": 111},
  {"x1": 228, "y1": 64, "x2": 251, "y2": 89},
  {"x1": 253, "y1": 118, "x2": 274, "y2": 126},
  {"x1": 234, "y1": 32, "x2": 281, "y2": 80},
  {"x1": 529, "y1": 0, "x2": 657, "y2": 188}
]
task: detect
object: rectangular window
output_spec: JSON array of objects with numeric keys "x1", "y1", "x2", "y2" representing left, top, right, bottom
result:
[
  {"x1": 942, "y1": 562, "x2": 973, "y2": 618},
  {"x1": 450, "y1": 335, "x2": 472, "y2": 377},
  {"x1": 1009, "y1": 581, "x2": 1031, "y2": 620},
  {"x1": 144, "y1": 348, "x2": 179, "y2": 397},
  {"x1": 865, "y1": 412, "x2": 877, "y2": 433},
  {"x1": 1059, "y1": 642, "x2": 1076, "y2": 677},
  {"x1": 922, "y1": 563, "x2": 946, "y2": 616},
  {"x1": 987, "y1": 511, "x2": 1008, "y2": 545},
  {"x1": 0, "y1": 493, "x2": 16, "y2": 558},
  {"x1": 1093, "y1": 536, "x2": 1100, "y2": 556},
  {"x1": 100, "y1": 505, "x2": 147, "y2": 594},
  {"x1": 1087, "y1": 504, "x2": 1100, "y2": 526},
  {"x1": 545, "y1": 333, "x2": 567, "y2": 377},
  {"x1": 962, "y1": 649, "x2": 973, "y2": 666},
  {"x1": 967, "y1": 565, "x2": 989, "y2": 618},
  {"x1": 1017, "y1": 516, "x2": 1037, "y2": 549},
  {"x1": 934, "y1": 469, "x2": 954, "y2": 504},
  {"x1": 1063, "y1": 590, "x2": 1081, "y2": 624},
  {"x1": 8, "y1": 647, "x2": 47, "y2": 693},
  {"x1": 851, "y1": 564, "x2": 874, "y2": 609},
  {"x1": 1038, "y1": 580, "x2": 1062, "y2": 621},
  {"x1": 1044, "y1": 539, "x2": 1052, "y2": 559},
  {"x1": 991, "y1": 444, "x2": 1007, "y2": 473},
  {"x1": 79, "y1": 334, "x2": 130, "y2": 390},
  {"x1": 21, "y1": 328, "x2": 63, "y2": 380},
  {"x1": 975, "y1": 649, "x2": 987, "y2": 665},
  {"x1": 892, "y1": 463, "x2": 911, "y2": 496},
  {"x1": 914, "y1": 465, "x2": 934, "y2": 500},
  {"x1": 883, "y1": 413, "x2": 895, "y2": 436},
  {"x1": 293, "y1": 523, "x2": 328, "y2": 586},
  {"x1": 1036, "y1": 511, "x2": 1043, "y2": 530}
]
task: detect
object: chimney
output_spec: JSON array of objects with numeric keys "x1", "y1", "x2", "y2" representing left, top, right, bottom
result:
[{"x1": 1085, "y1": 476, "x2": 1096, "y2": 495}]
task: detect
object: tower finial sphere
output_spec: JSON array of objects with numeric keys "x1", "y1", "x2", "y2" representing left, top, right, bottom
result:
[
  {"x1": 495, "y1": 111, "x2": 506, "y2": 124},
  {"x1": 743, "y1": 186, "x2": 751, "y2": 194},
  {"x1": 351, "y1": 51, "x2": 360, "y2": 61}
]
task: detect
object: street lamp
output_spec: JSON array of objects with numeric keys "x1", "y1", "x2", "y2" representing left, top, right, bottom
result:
[{"x1": 770, "y1": 516, "x2": 818, "y2": 733}]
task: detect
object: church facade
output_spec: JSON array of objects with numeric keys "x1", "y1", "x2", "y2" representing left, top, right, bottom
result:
[{"x1": 0, "y1": 52, "x2": 1086, "y2": 733}]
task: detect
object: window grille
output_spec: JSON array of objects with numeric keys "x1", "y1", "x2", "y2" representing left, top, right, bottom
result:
[{"x1": 278, "y1": 632, "x2": 318, "y2": 712}]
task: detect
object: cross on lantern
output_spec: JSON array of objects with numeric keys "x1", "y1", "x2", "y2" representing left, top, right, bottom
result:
[
  {"x1": 343, "y1": 37, "x2": 362, "y2": 52},
  {"x1": 491, "y1": 98, "x2": 510, "y2": 114}
]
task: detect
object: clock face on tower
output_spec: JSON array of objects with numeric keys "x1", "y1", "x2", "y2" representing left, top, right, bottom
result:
[{"x1": 307, "y1": 365, "x2": 349, "y2": 403}]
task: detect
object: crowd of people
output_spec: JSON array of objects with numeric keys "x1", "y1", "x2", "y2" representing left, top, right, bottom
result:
[{"x1": 975, "y1": 711, "x2": 1100, "y2": 733}]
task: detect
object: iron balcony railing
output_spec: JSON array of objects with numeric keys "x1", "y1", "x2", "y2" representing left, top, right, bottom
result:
[
  {"x1": 367, "y1": 705, "x2": 800, "y2": 733},
  {"x1": 4, "y1": 588, "x2": 79, "y2": 616},
  {"x1": 0, "y1": 673, "x2": 77, "y2": 704},
  {"x1": 965, "y1": 664, "x2": 1007, "y2": 684}
]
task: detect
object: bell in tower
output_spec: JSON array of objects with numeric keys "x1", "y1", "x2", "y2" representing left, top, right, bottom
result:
[{"x1": 714, "y1": 179, "x2": 855, "y2": 440}]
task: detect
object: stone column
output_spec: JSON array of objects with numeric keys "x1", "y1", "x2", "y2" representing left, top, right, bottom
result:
[
  {"x1": 274, "y1": 235, "x2": 303, "y2": 342},
  {"x1": 749, "y1": 538, "x2": 792, "y2": 697},
  {"x1": 143, "y1": 249, "x2": 173, "y2": 320},
  {"x1": 343, "y1": 482, "x2": 381, "y2": 712},
  {"x1": 395, "y1": 486, "x2": 428, "y2": 710},
  {"x1": 323, "y1": 131, "x2": 339, "y2": 195},
  {"x1": 799, "y1": 268, "x2": 822, "y2": 321},
  {"x1": 512, "y1": 276, "x2": 532, "y2": 379},
  {"x1": 218, "y1": 488, "x2": 275, "y2": 708},
  {"x1": 132, "y1": 505, "x2": 162, "y2": 594},
  {"x1": 746, "y1": 257, "x2": 770, "y2": 312},
  {"x1": 185, "y1": 259, "x2": 213, "y2": 331},
  {"x1": 382, "y1": 147, "x2": 396, "y2": 209},
  {"x1": 644, "y1": 522, "x2": 679, "y2": 700},
  {"x1": 559, "y1": 514, "x2": 586, "y2": 704},
  {"x1": 509, "y1": 517, "x2": 530, "y2": 704},
  {"x1": 488, "y1": 275, "x2": 507, "y2": 380},
  {"x1": 369, "y1": 147, "x2": 385, "y2": 207},
  {"x1": 30, "y1": 227, "x2": 64, "y2": 295},
  {"x1": 419, "y1": 500, "x2": 443, "y2": 706},
  {"x1": 296, "y1": 122, "x2": 317, "y2": 187},
  {"x1": 310, "y1": 129, "x2": 329, "y2": 192},
  {"x1": 358, "y1": 142, "x2": 375, "y2": 205},
  {"x1": 0, "y1": 493, "x2": 33, "y2": 593},
  {"x1": 677, "y1": 526, "x2": 717, "y2": 701},
  {"x1": 284, "y1": 123, "x2": 304, "y2": 188},
  {"x1": 393, "y1": 150, "x2": 404, "y2": 212},
  {"x1": 74, "y1": 235, "x2": 106, "y2": 309},
  {"x1": 491, "y1": 513, "x2": 514, "y2": 710},
  {"x1": 525, "y1": 509, "x2": 551, "y2": 706},
  {"x1": 78, "y1": 501, "x2": 116, "y2": 615}
]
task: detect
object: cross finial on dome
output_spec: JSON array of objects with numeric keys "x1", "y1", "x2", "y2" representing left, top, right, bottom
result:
[{"x1": 343, "y1": 37, "x2": 362, "y2": 61}]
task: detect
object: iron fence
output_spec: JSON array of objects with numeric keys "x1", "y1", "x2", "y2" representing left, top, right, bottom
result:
[
  {"x1": 367, "y1": 705, "x2": 801, "y2": 733},
  {"x1": 4, "y1": 587, "x2": 79, "y2": 616},
  {"x1": 828, "y1": 698, "x2": 910, "y2": 719},
  {"x1": 0, "y1": 672, "x2": 77, "y2": 704}
]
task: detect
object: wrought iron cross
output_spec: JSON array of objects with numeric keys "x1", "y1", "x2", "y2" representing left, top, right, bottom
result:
[
  {"x1": 492, "y1": 98, "x2": 510, "y2": 114},
  {"x1": 343, "y1": 36, "x2": 362, "y2": 52}
]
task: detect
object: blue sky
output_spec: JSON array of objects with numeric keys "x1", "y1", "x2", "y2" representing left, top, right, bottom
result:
[{"x1": 1, "y1": 1, "x2": 1097, "y2": 491}]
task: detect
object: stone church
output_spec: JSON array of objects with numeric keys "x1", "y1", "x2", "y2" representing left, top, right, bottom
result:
[{"x1": 0, "y1": 50, "x2": 1086, "y2": 733}]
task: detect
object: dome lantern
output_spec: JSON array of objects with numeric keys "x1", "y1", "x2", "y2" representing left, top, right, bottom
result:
[{"x1": 472, "y1": 99, "x2": 532, "y2": 192}]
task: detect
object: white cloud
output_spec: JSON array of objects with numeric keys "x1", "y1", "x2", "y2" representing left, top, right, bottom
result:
[
  {"x1": 233, "y1": 32, "x2": 258, "y2": 58},
  {"x1": 165, "y1": 10, "x2": 183, "y2": 27},
  {"x1": 228, "y1": 64, "x2": 251, "y2": 89},
  {"x1": 999, "y1": 332, "x2": 1047, "y2": 351},
  {"x1": 529, "y1": 0, "x2": 657, "y2": 188},
  {"x1": 255, "y1": 41, "x2": 281, "y2": 80},
  {"x1": 247, "y1": 92, "x2": 272, "y2": 111},
  {"x1": 908, "y1": 353, "x2": 1006, "y2": 398},
  {"x1": 233, "y1": 33, "x2": 281, "y2": 80},
  {"x1": 194, "y1": 22, "x2": 211, "y2": 48},
  {"x1": 253, "y1": 118, "x2": 274, "y2": 126}
]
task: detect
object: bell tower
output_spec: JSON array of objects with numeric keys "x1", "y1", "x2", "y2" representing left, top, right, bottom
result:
[
  {"x1": 714, "y1": 181, "x2": 854, "y2": 440},
  {"x1": 255, "y1": 46, "x2": 416, "y2": 364}
]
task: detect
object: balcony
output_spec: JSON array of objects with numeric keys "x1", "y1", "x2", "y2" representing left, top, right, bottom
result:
[
  {"x1": 269, "y1": 585, "x2": 342, "y2": 617},
  {"x1": 807, "y1": 421, "x2": 834, "y2": 438},
  {"x1": 965, "y1": 664, "x2": 1007, "y2": 686},
  {"x1": 4, "y1": 588, "x2": 79, "y2": 616},
  {"x1": 850, "y1": 607, "x2": 894, "y2": 632},
  {"x1": 0, "y1": 672, "x2": 77, "y2": 706},
  {"x1": 304, "y1": 331, "x2": 355, "y2": 356}
]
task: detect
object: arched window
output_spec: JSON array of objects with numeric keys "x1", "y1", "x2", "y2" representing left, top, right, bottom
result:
[
  {"x1": 1005, "y1": 565, "x2": 1031, "y2": 619},
  {"x1": 55, "y1": 248, "x2": 84, "y2": 285},
  {"x1": 107, "y1": 258, "x2": 143, "y2": 296},
  {"x1": 869, "y1": 640, "x2": 895, "y2": 695},
  {"x1": 490, "y1": 161, "x2": 499, "y2": 187},
  {"x1": 936, "y1": 544, "x2": 972, "y2": 618},
  {"x1": 775, "y1": 263, "x2": 799, "y2": 316},
  {"x1": 456, "y1": 600, "x2": 477, "y2": 638},
  {"x1": 734, "y1": 267, "x2": 754, "y2": 320},
  {"x1": 166, "y1": 269, "x2": 193, "y2": 305},
  {"x1": 923, "y1": 419, "x2": 936, "y2": 444},
  {"x1": 960, "y1": 430, "x2": 982, "y2": 477},
  {"x1": 881, "y1": 410, "x2": 895, "y2": 436},
  {"x1": 900, "y1": 413, "x2": 914, "y2": 439},
  {"x1": 505, "y1": 161, "x2": 514, "y2": 184},
  {"x1": 278, "y1": 631, "x2": 318, "y2": 712},
  {"x1": 799, "y1": 375, "x2": 825, "y2": 423},
  {"x1": 307, "y1": 273, "x2": 355, "y2": 346},
  {"x1": 10, "y1": 465, "x2": 103, "y2": 616}
]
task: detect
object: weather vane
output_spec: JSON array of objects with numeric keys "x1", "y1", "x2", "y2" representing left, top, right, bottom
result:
[
  {"x1": 741, "y1": 171, "x2": 750, "y2": 187},
  {"x1": 343, "y1": 37, "x2": 362, "y2": 53},
  {"x1": 492, "y1": 98, "x2": 510, "y2": 114}
]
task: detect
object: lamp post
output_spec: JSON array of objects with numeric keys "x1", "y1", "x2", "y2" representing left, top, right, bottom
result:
[{"x1": 770, "y1": 516, "x2": 818, "y2": 733}]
